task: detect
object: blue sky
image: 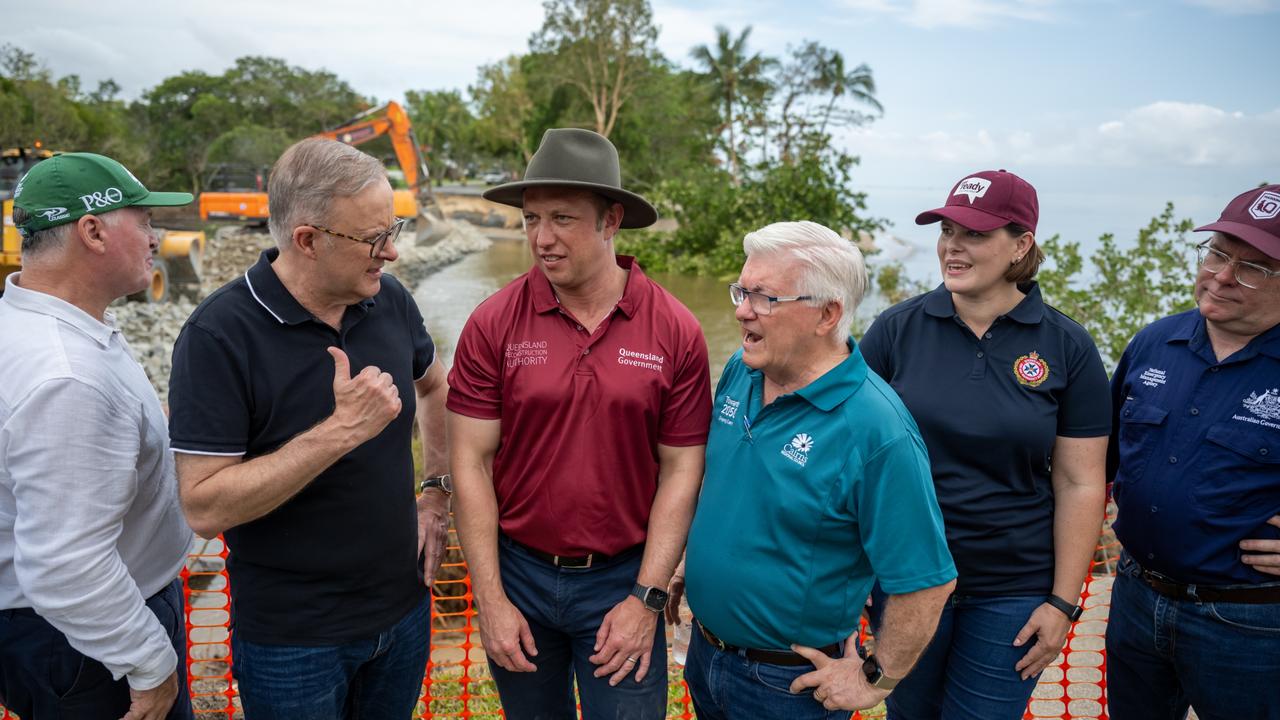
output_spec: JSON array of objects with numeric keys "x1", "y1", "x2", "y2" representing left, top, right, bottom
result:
[{"x1": 6, "y1": 0, "x2": 1278, "y2": 280}]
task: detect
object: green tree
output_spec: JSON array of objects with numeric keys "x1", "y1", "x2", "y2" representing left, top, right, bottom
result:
[
  {"x1": 772, "y1": 41, "x2": 882, "y2": 162},
  {"x1": 221, "y1": 56, "x2": 367, "y2": 137},
  {"x1": 618, "y1": 152, "x2": 880, "y2": 278},
  {"x1": 138, "y1": 71, "x2": 237, "y2": 192},
  {"x1": 471, "y1": 55, "x2": 539, "y2": 164},
  {"x1": 530, "y1": 0, "x2": 659, "y2": 138},
  {"x1": 404, "y1": 89, "x2": 476, "y2": 181},
  {"x1": 607, "y1": 61, "x2": 718, "y2": 191},
  {"x1": 204, "y1": 124, "x2": 291, "y2": 170},
  {"x1": 1037, "y1": 203, "x2": 1197, "y2": 368},
  {"x1": 688, "y1": 25, "x2": 775, "y2": 184}
]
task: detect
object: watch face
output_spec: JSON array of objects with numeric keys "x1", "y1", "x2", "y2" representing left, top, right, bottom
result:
[
  {"x1": 644, "y1": 587, "x2": 669, "y2": 611},
  {"x1": 862, "y1": 655, "x2": 882, "y2": 684}
]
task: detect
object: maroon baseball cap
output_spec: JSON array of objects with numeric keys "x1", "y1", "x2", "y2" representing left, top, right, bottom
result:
[
  {"x1": 916, "y1": 169, "x2": 1039, "y2": 233},
  {"x1": 1194, "y1": 184, "x2": 1280, "y2": 260}
]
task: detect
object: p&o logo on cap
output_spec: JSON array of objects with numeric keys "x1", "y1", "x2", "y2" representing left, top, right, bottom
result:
[
  {"x1": 953, "y1": 177, "x2": 991, "y2": 204},
  {"x1": 79, "y1": 187, "x2": 124, "y2": 212},
  {"x1": 1249, "y1": 191, "x2": 1280, "y2": 221}
]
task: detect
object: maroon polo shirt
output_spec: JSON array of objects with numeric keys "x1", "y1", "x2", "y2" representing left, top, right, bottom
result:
[{"x1": 448, "y1": 255, "x2": 711, "y2": 556}]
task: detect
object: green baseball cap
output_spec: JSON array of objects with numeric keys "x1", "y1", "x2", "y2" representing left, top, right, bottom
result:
[{"x1": 12, "y1": 152, "x2": 193, "y2": 236}]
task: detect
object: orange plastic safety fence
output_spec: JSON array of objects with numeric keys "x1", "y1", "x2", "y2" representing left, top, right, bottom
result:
[{"x1": 1, "y1": 513, "x2": 1122, "y2": 720}]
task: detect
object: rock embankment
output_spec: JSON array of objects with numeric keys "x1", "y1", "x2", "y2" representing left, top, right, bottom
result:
[{"x1": 114, "y1": 219, "x2": 491, "y2": 401}]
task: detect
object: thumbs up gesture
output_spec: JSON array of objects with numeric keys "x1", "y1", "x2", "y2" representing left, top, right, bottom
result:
[{"x1": 327, "y1": 347, "x2": 403, "y2": 447}]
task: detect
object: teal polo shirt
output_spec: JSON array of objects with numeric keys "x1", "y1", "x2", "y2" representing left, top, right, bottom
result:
[{"x1": 686, "y1": 340, "x2": 956, "y2": 651}]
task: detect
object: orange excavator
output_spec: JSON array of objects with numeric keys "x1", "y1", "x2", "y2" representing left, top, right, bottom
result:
[{"x1": 198, "y1": 101, "x2": 448, "y2": 241}]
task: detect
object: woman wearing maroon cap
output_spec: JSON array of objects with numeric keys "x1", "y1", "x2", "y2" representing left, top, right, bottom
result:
[{"x1": 859, "y1": 170, "x2": 1111, "y2": 719}]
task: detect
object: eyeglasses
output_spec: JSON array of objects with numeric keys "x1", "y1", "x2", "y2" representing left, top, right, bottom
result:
[
  {"x1": 310, "y1": 218, "x2": 407, "y2": 258},
  {"x1": 728, "y1": 283, "x2": 813, "y2": 316},
  {"x1": 1197, "y1": 242, "x2": 1280, "y2": 290}
]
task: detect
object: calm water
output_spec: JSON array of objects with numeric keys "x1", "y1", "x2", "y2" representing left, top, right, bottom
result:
[{"x1": 412, "y1": 240, "x2": 744, "y2": 382}]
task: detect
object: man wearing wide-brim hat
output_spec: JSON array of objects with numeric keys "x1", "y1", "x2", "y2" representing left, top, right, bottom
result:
[
  {"x1": 0, "y1": 153, "x2": 195, "y2": 719},
  {"x1": 448, "y1": 128, "x2": 711, "y2": 719},
  {"x1": 1105, "y1": 184, "x2": 1280, "y2": 720}
]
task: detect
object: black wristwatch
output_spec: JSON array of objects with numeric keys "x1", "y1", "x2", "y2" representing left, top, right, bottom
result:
[
  {"x1": 861, "y1": 654, "x2": 900, "y2": 690},
  {"x1": 631, "y1": 583, "x2": 669, "y2": 613},
  {"x1": 1046, "y1": 594, "x2": 1083, "y2": 622},
  {"x1": 419, "y1": 474, "x2": 453, "y2": 496}
]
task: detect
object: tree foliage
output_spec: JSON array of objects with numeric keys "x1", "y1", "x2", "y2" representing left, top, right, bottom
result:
[
  {"x1": 530, "y1": 0, "x2": 659, "y2": 138},
  {"x1": 1037, "y1": 203, "x2": 1197, "y2": 368}
]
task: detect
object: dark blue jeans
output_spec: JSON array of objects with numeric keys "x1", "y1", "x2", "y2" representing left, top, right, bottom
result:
[
  {"x1": 868, "y1": 587, "x2": 1042, "y2": 720},
  {"x1": 682, "y1": 619, "x2": 846, "y2": 720},
  {"x1": 1105, "y1": 552, "x2": 1280, "y2": 720},
  {"x1": 488, "y1": 535, "x2": 666, "y2": 720},
  {"x1": 231, "y1": 591, "x2": 431, "y2": 720},
  {"x1": 0, "y1": 577, "x2": 192, "y2": 719}
]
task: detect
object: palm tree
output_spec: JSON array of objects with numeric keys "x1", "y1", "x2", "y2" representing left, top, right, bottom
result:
[
  {"x1": 814, "y1": 52, "x2": 883, "y2": 137},
  {"x1": 689, "y1": 25, "x2": 775, "y2": 184}
]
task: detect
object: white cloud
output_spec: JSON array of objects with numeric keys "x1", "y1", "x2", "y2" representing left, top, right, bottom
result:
[
  {"x1": 1183, "y1": 0, "x2": 1279, "y2": 14},
  {"x1": 834, "y1": 0, "x2": 1057, "y2": 28},
  {"x1": 846, "y1": 102, "x2": 1280, "y2": 169}
]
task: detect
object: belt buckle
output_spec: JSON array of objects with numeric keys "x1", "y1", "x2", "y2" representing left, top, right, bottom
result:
[{"x1": 553, "y1": 554, "x2": 593, "y2": 568}]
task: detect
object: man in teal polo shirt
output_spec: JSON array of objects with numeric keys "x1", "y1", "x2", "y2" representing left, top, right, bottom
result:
[{"x1": 679, "y1": 221, "x2": 957, "y2": 718}]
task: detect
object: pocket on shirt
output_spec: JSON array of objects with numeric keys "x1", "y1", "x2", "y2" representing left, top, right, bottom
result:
[
  {"x1": 1192, "y1": 423, "x2": 1280, "y2": 512},
  {"x1": 1115, "y1": 396, "x2": 1169, "y2": 484}
]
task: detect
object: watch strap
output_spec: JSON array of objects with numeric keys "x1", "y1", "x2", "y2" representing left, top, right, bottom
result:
[
  {"x1": 862, "y1": 654, "x2": 900, "y2": 690},
  {"x1": 419, "y1": 474, "x2": 453, "y2": 495},
  {"x1": 1046, "y1": 594, "x2": 1083, "y2": 622},
  {"x1": 630, "y1": 583, "x2": 666, "y2": 613}
]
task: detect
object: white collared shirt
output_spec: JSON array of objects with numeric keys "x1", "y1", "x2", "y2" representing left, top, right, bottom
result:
[{"x1": 0, "y1": 273, "x2": 193, "y2": 690}]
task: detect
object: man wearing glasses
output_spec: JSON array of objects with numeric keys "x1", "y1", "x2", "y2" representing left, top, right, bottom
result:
[
  {"x1": 678, "y1": 221, "x2": 956, "y2": 717},
  {"x1": 167, "y1": 138, "x2": 450, "y2": 718},
  {"x1": 447, "y1": 128, "x2": 710, "y2": 719},
  {"x1": 1105, "y1": 184, "x2": 1280, "y2": 720}
]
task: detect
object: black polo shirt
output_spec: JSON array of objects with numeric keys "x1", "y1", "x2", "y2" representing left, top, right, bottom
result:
[
  {"x1": 168, "y1": 248, "x2": 435, "y2": 644},
  {"x1": 860, "y1": 283, "x2": 1110, "y2": 596}
]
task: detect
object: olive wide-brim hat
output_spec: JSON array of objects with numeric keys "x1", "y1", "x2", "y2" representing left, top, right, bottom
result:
[{"x1": 482, "y1": 128, "x2": 658, "y2": 229}]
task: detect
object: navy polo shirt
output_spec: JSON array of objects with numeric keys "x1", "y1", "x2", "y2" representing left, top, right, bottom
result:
[
  {"x1": 860, "y1": 283, "x2": 1111, "y2": 596},
  {"x1": 1108, "y1": 309, "x2": 1280, "y2": 586},
  {"x1": 168, "y1": 248, "x2": 435, "y2": 644}
]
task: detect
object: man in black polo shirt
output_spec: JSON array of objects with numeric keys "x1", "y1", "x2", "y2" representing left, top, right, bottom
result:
[{"x1": 167, "y1": 138, "x2": 450, "y2": 719}]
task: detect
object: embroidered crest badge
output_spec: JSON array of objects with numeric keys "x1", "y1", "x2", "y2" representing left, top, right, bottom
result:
[{"x1": 1014, "y1": 351, "x2": 1049, "y2": 387}]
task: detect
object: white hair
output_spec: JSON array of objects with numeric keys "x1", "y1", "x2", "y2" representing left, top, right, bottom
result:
[
  {"x1": 742, "y1": 221, "x2": 867, "y2": 336},
  {"x1": 266, "y1": 137, "x2": 388, "y2": 247}
]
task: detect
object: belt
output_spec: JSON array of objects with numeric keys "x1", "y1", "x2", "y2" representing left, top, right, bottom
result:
[
  {"x1": 509, "y1": 537, "x2": 642, "y2": 569},
  {"x1": 1137, "y1": 566, "x2": 1280, "y2": 604},
  {"x1": 698, "y1": 622, "x2": 840, "y2": 667}
]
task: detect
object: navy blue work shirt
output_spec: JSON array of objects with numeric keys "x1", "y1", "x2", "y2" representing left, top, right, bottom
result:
[
  {"x1": 860, "y1": 283, "x2": 1111, "y2": 595},
  {"x1": 1108, "y1": 309, "x2": 1280, "y2": 585},
  {"x1": 168, "y1": 248, "x2": 436, "y2": 644}
]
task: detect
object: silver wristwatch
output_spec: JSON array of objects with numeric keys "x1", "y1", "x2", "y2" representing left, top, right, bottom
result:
[{"x1": 419, "y1": 474, "x2": 453, "y2": 495}]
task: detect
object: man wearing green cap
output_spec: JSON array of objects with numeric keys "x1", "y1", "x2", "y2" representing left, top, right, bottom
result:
[
  {"x1": 0, "y1": 153, "x2": 195, "y2": 719},
  {"x1": 448, "y1": 128, "x2": 711, "y2": 719}
]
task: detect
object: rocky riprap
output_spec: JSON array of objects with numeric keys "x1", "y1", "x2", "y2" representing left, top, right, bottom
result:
[{"x1": 114, "y1": 219, "x2": 491, "y2": 402}]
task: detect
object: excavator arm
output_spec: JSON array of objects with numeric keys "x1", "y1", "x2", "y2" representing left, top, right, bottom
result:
[{"x1": 317, "y1": 101, "x2": 431, "y2": 193}]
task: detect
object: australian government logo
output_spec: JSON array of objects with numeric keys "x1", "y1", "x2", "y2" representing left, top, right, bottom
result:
[
  {"x1": 1013, "y1": 351, "x2": 1050, "y2": 387},
  {"x1": 781, "y1": 433, "x2": 814, "y2": 467},
  {"x1": 1234, "y1": 388, "x2": 1280, "y2": 430},
  {"x1": 505, "y1": 340, "x2": 548, "y2": 368}
]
